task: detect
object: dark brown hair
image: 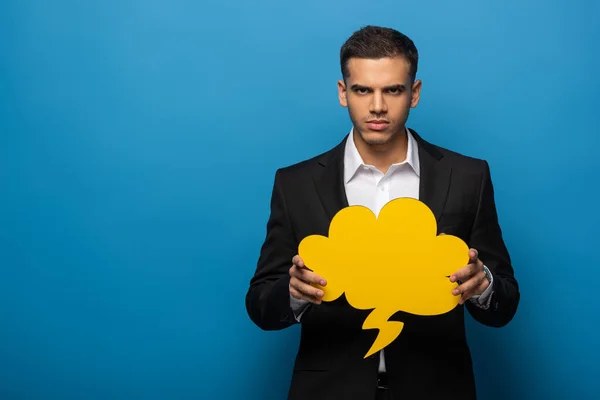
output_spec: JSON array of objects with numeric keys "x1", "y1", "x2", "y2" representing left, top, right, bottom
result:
[{"x1": 340, "y1": 25, "x2": 419, "y2": 81}]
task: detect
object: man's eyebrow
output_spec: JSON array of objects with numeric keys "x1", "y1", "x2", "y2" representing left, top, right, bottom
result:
[
  {"x1": 383, "y1": 84, "x2": 406, "y2": 91},
  {"x1": 349, "y1": 84, "x2": 407, "y2": 91}
]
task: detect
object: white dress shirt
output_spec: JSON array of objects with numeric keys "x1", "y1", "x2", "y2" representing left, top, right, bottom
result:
[{"x1": 290, "y1": 128, "x2": 494, "y2": 373}]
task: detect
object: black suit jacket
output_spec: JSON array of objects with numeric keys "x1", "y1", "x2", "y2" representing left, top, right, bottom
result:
[{"x1": 246, "y1": 129, "x2": 519, "y2": 400}]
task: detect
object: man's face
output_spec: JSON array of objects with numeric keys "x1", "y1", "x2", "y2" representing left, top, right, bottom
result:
[{"x1": 338, "y1": 56, "x2": 421, "y2": 146}]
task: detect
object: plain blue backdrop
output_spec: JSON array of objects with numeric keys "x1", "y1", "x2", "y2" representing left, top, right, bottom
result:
[{"x1": 1, "y1": 0, "x2": 599, "y2": 399}]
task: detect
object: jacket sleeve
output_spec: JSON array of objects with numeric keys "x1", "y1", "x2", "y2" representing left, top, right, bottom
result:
[
  {"x1": 245, "y1": 169, "x2": 299, "y2": 330},
  {"x1": 465, "y1": 161, "x2": 520, "y2": 327}
]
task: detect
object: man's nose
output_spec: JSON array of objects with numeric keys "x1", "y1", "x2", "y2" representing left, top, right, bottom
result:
[{"x1": 369, "y1": 92, "x2": 387, "y2": 114}]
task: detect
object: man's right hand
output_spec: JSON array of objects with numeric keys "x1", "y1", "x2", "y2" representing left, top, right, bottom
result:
[{"x1": 289, "y1": 255, "x2": 327, "y2": 305}]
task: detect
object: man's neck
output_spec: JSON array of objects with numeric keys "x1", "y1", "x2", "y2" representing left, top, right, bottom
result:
[{"x1": 353, "y1": 128, "x2": 408, "y2": 175}]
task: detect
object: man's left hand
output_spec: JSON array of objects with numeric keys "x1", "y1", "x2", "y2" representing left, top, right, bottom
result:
[{"x1": 450, "y1": 249, "x2": 489, "y2": 305}]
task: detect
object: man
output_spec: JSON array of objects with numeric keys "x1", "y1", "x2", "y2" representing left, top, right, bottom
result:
[{"x1": 245, "y1": 25, "x2": 519, "y2": 400}]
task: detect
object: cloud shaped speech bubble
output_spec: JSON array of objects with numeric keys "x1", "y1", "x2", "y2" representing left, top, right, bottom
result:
[{"x1": 298, "y1": 197, "x2": 469, "y2": 358}]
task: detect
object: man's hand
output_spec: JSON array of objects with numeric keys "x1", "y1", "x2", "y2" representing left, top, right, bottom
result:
[
  {"x1": 450, "y1": 249, "x2": 489, "y2": 305},
  {"x1": 289, "y1": 255, "x2": 327, "y2": 305}
]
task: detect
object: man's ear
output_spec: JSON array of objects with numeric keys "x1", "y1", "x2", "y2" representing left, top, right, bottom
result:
[
  {"x1": 338, "y1": 79, "x2": 348, "y2": 107},
  {"x1": 410, "y1": 79, "x2": 422, "y2": 108}
]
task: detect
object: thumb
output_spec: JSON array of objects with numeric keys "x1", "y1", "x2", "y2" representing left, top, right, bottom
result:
[{"x1": 469, "y1": 248, "x2": 479, "y2": 262}]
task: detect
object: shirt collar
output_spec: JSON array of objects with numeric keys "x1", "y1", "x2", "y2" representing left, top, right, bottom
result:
[{"x1": 343, "y1": 127, "x2": 421, "y2": 184}]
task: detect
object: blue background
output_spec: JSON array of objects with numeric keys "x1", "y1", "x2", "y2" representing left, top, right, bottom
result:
[{"x1": 1, "y1": 0, "x2": 599, "y2": 399}]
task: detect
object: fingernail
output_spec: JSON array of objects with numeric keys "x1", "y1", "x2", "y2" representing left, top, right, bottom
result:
[
  {"x1": 320, "y1": 280, "x2": 326, "y2": 286},
  {"x1": 452, "y1": 289, "x2": 459, "y2": 295},
  {"x1": 317, "y1": 291, "x2": 324, "y2": 297},
  {"x1": 450, "y1": 276, "x2": 456, "y2": 282}
]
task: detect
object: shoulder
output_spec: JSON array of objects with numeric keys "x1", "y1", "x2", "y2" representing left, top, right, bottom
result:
[
  {"x1": 273, "y1": 136, "x2": 346, "y2": 181},
  {"x1": 435, "y1": 144, "x2": 489, "y2": 173},
  {"x1": 409, "y1": 129, "x2": 495, "y2": 195},
  {"x1": 411, "y1": 128, "x2": 490, "y2": 176}
]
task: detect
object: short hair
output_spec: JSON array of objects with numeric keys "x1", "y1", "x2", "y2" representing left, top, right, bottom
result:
[{"x1": 340, "y1": 25, "x2": 419, "y2": 82}]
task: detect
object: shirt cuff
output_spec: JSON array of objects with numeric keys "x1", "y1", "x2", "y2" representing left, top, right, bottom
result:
[
  {"x1": 469, "y1": 265, "x2": 494, "y2": 310},
  {"x1": 290, "y1": 285, "x2": 311, "y2": 322}
]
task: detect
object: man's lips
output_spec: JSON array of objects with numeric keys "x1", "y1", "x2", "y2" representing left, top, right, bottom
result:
[{"x1": 366, "y1": 120, "x2": 390, "y2": 131}]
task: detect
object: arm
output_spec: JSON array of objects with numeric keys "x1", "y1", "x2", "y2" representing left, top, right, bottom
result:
[
  {"x1": 245, "y1": 169, "x2": 298, "y2": 330},
  {"x1": 465, "y1": 161, "x2": 520, "y2": 327}
]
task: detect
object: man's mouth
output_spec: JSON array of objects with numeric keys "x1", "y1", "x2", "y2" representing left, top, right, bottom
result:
[{"x1": 366, "y1": 120, "x2": 390, "y2": 131}]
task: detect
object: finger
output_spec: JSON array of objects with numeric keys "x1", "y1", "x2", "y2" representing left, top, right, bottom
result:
[
  {"x1": 292, "y1": 255, "x2": 305, "y2": 269},
  {"x1": 452, "y1": 271, "x2": 484, "y2": 296},
  {"x1": 290, "y1": 285, "x2": 321, "y2": 304},
  {"x1": 290, "y1": 276, "x2": 325, "y2": 297},
  {"x1": 469, "y1": 248, "x2": 479, "y2": 263},
  {"x1": 450, "y1": 248, "x2": 480, "y2": 283},
  {"x1": 449, "y1": 262, "x2": 477, "y2": 283},
  {"x1": 459, "y1": 279, "x2": 488, "y2": 305},
  {"x1": 291, "y1": 264, "x2": 327, "y2": 286},
  {"x1": 290, "y1": 277, "x2": 324, "y2": 301},
  {"x1": 452, "y1": 271, "x2": 486, "y2": 303}
]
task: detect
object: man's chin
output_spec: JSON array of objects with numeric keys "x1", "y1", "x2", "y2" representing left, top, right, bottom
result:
[{"x1": 359, "y1": 130, "x2": 394, "y2": 146}]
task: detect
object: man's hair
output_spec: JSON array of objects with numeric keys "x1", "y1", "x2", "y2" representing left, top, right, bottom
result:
[{"x1": 340, "y1": 25, "x2": 419, "y2": 82}]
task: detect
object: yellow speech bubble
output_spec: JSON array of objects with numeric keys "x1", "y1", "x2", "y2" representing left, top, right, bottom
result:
[{"x1": 298, "y1": 197, "x2": 469, "y2": 358}]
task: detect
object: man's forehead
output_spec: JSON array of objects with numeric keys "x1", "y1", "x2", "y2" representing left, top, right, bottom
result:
[{"x1": 346, "y1": 56, "x2": 411, "y2": 84}]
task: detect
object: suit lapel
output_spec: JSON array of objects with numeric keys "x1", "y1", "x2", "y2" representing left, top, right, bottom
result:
[
  {"x1": 411, "y1": 129, "x2": 452, "y2": 222},
  {"x1": 313, "y1": 137, "x2": 349, "y2": 223},
  {"x1": 312, "y1": 130, "x2": 451, "y2": 224}
]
